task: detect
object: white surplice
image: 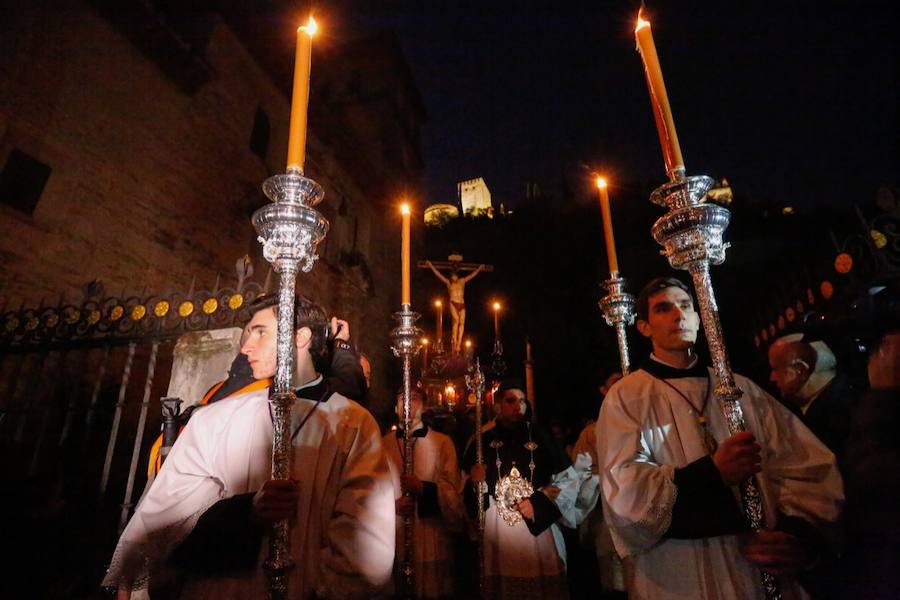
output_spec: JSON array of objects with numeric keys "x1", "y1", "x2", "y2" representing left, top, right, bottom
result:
[
  {"x1": 103, "y1": 383, "x2": 396, "y2": 599},
  {"x1": 572, "y1": 423, "x2": 625, "y2": 592},
  {"x1": 597, "y1": 365, "x2": 843, "y2": 600},
  {"x1": 382, "y1": 425, "x2": 464, "y2": 598}
]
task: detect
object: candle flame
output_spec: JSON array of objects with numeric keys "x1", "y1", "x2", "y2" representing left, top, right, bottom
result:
[
  {"x1": 400, "y1": 203, "x2": 411, "y2": 215},
  {"x1": 493, "y1": 301, "x2": 501, "y2": 311},
  {"x1": 300, "y1": 16, "x2": 318, "y2": 37},
  {"x1": 435, "y1": 299, "x2": 442, "y2": 307},
  {"x1": 635, "y1": 9, "x2": 650, "y2": 32},
  {"x1": 465, "y1": 340, "x2": 472, "y2": 348},
  {"x1": 596, "y1": 176, "x2": 608, "y2": 189},
  {"x1": 422, "y1": 338, "x2": 429, "y2": 345}
]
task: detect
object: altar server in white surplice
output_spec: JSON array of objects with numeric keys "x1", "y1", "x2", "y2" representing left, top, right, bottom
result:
[
  {"x1": 383, "y1": 388, "x2": 464, "y2": 599},
  {"x1": 597, "y1": 277, "x2": 843, "y2": 600},
  {"x1": 103, "y1": 294, "x2": 395, "y2": 600}
]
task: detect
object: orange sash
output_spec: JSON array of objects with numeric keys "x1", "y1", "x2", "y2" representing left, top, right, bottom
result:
[{"x1": 146, "y1": 378, "x2": 272, "y2": 479}]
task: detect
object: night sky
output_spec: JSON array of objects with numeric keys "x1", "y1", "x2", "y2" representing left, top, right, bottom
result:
[
  {"x1": 329, "y1": 1, "x2": 896, "y2": 211},
  {"x1": 317, "y1": 1, "x2": 897, "y2": 418}
]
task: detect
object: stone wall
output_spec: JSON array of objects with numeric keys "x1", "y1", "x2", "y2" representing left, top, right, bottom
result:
[{"x1": 0, "y1": 1, "x2": 425, "y2": 415}]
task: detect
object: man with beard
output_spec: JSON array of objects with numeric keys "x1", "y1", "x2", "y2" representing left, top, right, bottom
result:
[{"x1": 461, "y1": 379, "x2": 571, "y2": 599}]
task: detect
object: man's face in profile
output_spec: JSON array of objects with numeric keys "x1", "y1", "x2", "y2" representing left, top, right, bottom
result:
[{"x1": 241, "y1": 308, "x2": 278, "y2": 379}]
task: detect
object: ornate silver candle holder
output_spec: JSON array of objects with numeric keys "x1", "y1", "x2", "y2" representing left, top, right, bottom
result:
[
  {"x1": 598, "y1": 275, "x2": 635, "y2": 375},
  {"x1": 464, "y1": 358, "x2": 487, "y2": 599},
  {"x1": 649, "y1": 173, "x2": 780, "y2": 599},
  {"x1": 252, "y1": 167, "x2": 329, "y2": 600},
  {"x1": 390, "y1": 303, "x2": 423, "y2": 598}
]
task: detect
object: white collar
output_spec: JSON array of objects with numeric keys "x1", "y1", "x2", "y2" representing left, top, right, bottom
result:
[
  {"x1": 295, "y1": 373, "x2": 324, "y2": 390},
  {"x1": 650, "y1": 353, "x2": 699, "y2": 370}
]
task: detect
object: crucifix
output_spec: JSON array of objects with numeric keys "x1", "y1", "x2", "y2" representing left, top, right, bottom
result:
[{"x1": 418, "y1": 254, "x2": 493, "y2": 354}]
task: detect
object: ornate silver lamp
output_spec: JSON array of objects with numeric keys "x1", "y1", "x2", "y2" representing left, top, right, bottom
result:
[
  {"x1": 390, "y1": 303, "x2": 423, "y2": 598},
  {"x1": 649, "y1": 173, "x2": 780, "y2": 599},
  {"x1": 252, "y1": 168, "x2": 328, "y2": 599},
  {"x1": 598, "y1": 276, "x2": 635, "y2": 375}
]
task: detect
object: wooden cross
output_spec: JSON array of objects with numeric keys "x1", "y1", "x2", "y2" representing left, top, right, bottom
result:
[{"x1": 416, "y1": 254, "x2": 495, "y2": 274}]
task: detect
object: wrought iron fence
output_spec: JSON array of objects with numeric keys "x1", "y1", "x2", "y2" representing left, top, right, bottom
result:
[{"x1": 0, "y1": 259, "x2": 271, "y2": 588}]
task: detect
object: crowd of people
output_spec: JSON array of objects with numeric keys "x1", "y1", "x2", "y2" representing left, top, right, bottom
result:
[{"x1": 101, "y1": 274, "x2": 900, "y2": 599}]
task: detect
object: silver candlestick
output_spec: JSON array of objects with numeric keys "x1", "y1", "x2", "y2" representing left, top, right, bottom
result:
[
  {"x1": 252, "y1": 167, "x2": 329, "y2": 600},
  {"x1": 465, "y1": 358, "x2": 487, "y2": 600},
  {"x1": 390, "y1": 303, "x2": 423, "y2": 599},
  {"x1": 649, "y1": 173, "x2": 780, "y2": 600},
  {"x1": 598, "y1": 275, "x2": 635, "y2": 375}
]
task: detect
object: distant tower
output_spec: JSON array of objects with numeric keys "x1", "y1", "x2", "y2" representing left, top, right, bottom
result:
[{"x1": 458, "y1": 177, "x2": 493, "y2": 217}]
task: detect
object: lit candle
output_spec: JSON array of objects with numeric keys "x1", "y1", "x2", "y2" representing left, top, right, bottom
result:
[
  {"x1": 596, "y1": 177, "x2": 619, "y2": 275},
  {"x1": 401, "y1": 204, "x2": 411, "y2": 305},
  {"x1": 492, "y1": 301, "x2": 501, "y2": 340},
  {"x1": 435, "y1": 299, "x2": 443, "y2": 345},
  {"x1": 421, "y1": 338, "x2": 429, "y2": 370},
  {"x1": 445, "y1": 384, "x2": 456, "y2": 407},
  {"x1": 635, "y1": 9, "x2": 685, "y2": 180},
  {"x1": 525, "y1": 338, "x2": 535, "y2": 413},
  {"x1": 286, "y1": 17, "x2": 318, "y2": 171}
]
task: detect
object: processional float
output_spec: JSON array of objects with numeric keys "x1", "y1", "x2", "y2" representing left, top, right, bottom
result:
[
  {"x1": 390, "y1": 203, "x2": 424, "y2": 598},
  {"x1": 634, "y1": 9, "x2": 781, "y2": 599},
  {"x1": 250, "y1": 17, "x2": 329, "y2": 600}
]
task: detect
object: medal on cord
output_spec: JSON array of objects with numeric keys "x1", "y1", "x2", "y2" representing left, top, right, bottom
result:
[{"x1": 491, "y1": 423, "x2": 538, "y2": 526}]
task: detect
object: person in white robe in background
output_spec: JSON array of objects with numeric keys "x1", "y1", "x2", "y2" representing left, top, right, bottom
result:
[
  {"x1": 571, "y1": 371, "x2": 625, "y2": 594},
  {"x1": 383, "y1": 388, "x2": 464, "y2": 599},
  {"x1": 103, "y1": 295, "x2": 395, "y2": 599},
  {"x1": 597, "y1": 277, "x2": 843, "y2": 600}
]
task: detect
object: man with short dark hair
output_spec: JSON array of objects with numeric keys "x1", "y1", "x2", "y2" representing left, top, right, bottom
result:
[
  {"x1": 104, "y1": 294, "x2": 395, "y2": 599},
  {"x1": 597, "y1": 276, "x2": 843, "y2": 599},
  {"x1": 461, "y1": 378, "x2": 571, "y2": 599}
]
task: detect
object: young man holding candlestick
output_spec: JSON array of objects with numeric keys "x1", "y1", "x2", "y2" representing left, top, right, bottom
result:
[
  {"x1": 103, "y1": 294, "x2": 395, "y2": 599},
  {"x1": 596, "y1": 277, "x2": 843, "y2": 600},
  {"x1": 383, "y1": 387, "x2": 464, "y2": 599}
]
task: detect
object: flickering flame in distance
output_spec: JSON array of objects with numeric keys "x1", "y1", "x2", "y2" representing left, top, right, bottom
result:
[
  {"x1": 596, "y1": 177, "x2": 607, "y2": 189},
  {"x1": 493, "y1": 302, "x2": 501, "y2": 311},
  {"x1": 435, "y1": 299, "x2": 442, "y2": 307},
  {"x1": 635, "y1": 9, "x2": 650, "y2": 32},
  {"x1": 300, "y1": 16, "x2": 318, "y2": 37},
  {"x1": 401, "y1": 203, "x2": 410, "y2": 215}
]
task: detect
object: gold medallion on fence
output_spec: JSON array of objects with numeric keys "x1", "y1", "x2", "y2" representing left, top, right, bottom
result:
[
  {"x1": 154, "y1": 301, "x2": 170, "y2": 317},
  {"x1": 178, "y1": 301, "x2": 194, "y2": 317}
]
